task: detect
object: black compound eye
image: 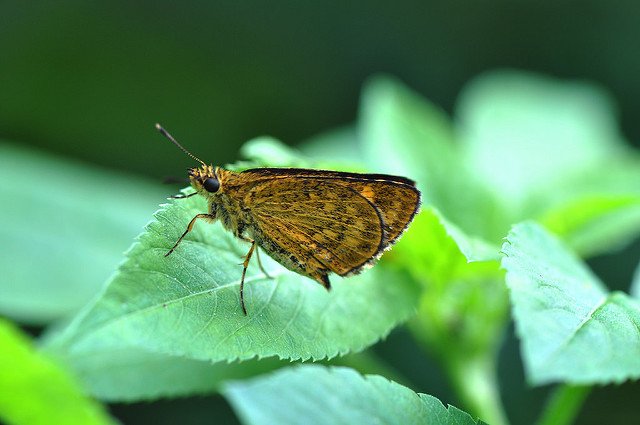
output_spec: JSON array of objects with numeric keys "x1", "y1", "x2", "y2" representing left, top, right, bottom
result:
[{"x1": 203, "y1": 177, "x2": 220, "y2": 193}]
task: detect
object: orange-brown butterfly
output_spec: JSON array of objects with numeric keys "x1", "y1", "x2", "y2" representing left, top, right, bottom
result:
[{"x1": 157, "y1": 124, "x2": 421, "y2": 315}]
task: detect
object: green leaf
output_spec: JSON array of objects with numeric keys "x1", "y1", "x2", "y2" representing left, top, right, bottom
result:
[
  {"x1": 456, "y1": 70, "x2": 626, "y2": 217},
  {"x1": 392, "y1": 208, "x2": 508, "y2": 424},
  {"x1": 51, "y1": 194, "x2": 420, "y2": 363},
  {"x1": 392, "y1": 208, "x2": 506, "y2": 357},
  {"x1": 358, "y1": 76, "x2": 505, "y2": 241},
  {"x1": 299, "y1": 126, "x2": 362, "y2": 165},
  {"x1": 0, "y1": 142, "x2": 166, "y2": 325},
  {"x1": 536, "y1": 157, "x2": 640, "y2": 256},
  {"x1": 0, "y1": 318, "x2": 114, "y2": 425},
  {"x1": 501, "y1": 222, "x2": 640, "y2": 384},
  {"x1": 50, "y1": 345, "x2": 284, "y2": 402},
  {"x1": 239, "y1": 137, "x2": 311, "y2": 168},
  {"x1": 539, "y1": 194, "x2": 640, "y2": 257},
  {"x1": 223, "y1": 365, "x2": 483, "y2": 425}
]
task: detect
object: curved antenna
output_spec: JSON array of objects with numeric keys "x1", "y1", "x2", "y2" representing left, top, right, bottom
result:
[{"x1": 155, "y1": 123, "x2": 206, "y2": 166}]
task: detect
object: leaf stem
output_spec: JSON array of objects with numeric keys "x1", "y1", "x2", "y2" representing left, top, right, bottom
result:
[
  {"x1": 535, "y1": 384, "x2": 591, "y2": 425},
  {"x1": 446, "y1": 354, "x2": 509, "y2": 425}
]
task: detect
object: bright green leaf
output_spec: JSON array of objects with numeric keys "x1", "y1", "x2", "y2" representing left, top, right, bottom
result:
[
  {"x1": 239, "y1": 137, "x2": 311, "y2": 168},
  {"x1": 0, "y1": 142, "x2": 166, "y2": 324},
  {"x1": 456, "y1": 71, "x2": 627, "y2": 220},
  {"x1": 52, "y1": 194, "x2": 419, "y2": 363},
  {"x1": 299, "y1": 126, "x2": 362, "y2": 165},
  {"x1": 358, "y1": 76, "x2": 505, "y2": 241},
  {"x1": 392, "y1": 208, "x2": 506, "y2": 358},
  {"x1": 0, "y1": 318, "x2": 114, "y2": 425},
  {"x1": 391, "y1": 208, "x2": 507, "y2": 424},
  {"x1": 434, "y1": 211, "x2": 501, "y2": 263},
  {"x1": 223, "y1": 365, "x2": 484, "y2": 425},
  {"x1": 501, "y1": 222, "x2": 640, "y2": 384},
  {"x1": 539, "y1": 194, "x2": 640, "y2": 257},
  {"x1": 536, "y1": 157, "x2": 640, "y2": 256}
]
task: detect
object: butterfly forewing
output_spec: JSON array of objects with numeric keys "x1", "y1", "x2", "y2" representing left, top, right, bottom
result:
[
  {"x1": 247, "y1": 178, "x2": 384, "y2": 276},
  {"x1": 234, "y1": 169, "x2": 421, "y2": 278},
  {"x1": 240, "y1": 168, "x2": 421, "y2": 245},
  {"x1": 327, "y1": 179, "x2": 420, "y2": 244}
]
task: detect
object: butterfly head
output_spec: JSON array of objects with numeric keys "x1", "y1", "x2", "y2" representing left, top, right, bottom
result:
[
  {"x1": 188, "y1": 165, "x2": 222, "y2": 195},
  {"x1": 155, "y1": 123, "x2": 225, "y2": 196}
]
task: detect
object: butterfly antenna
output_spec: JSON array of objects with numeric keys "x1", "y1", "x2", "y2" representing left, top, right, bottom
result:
[{"x1": 155, "y1": 123, "x2": 206, "y2": 166}]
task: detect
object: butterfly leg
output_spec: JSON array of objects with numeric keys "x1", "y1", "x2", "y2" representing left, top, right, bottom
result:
[
  {"x1": 239, "y1": 239, "x2": 257, "y2": 315},
  {"x1": 320, "y1": 274, "x2": 331, "y2": 290},
  {"x1": 254, "y1": 249, "x2": 272, "y2": 279},
  {"x1": 310, "y1": 273, "x2": 331, "y2": 290},
  {"x1": 165, "y1": 213, "x2": 214, "y2": 256},
  {"x1": 238, "y1": 235, "x2": 271, "y2": 279},
  {"x1": 169, "y1": 191, "x2": 198, "y2": 199}
]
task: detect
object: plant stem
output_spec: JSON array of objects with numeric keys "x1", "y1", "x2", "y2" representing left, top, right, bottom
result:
[
  {"x1": 536, "y1": 384, "x2": 591, "y2": 425},
  {"x1": 446, "y1": 354, "x2": 509, "y2": 425}
]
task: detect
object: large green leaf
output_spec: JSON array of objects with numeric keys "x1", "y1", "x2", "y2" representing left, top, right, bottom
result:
[
  {"x1": 51, "y1": 345, "x2": 284, "y2": 402},
  {"x1": 0, "y1": 318, "x2": 114, "y2": 425},
  {"x1": 540, "y1": 193, "x2": 640, "y2": 257},
  {"x1": 537, "y1": 158, "x2": 640, "y2": 257},
  {"x1": 51, "y1": 193, "x2": 419, "y2": 363},
  {"x1": 0, "y1": 142, "x2": 166, "y2": 324},
  {"x1": 224, "y1": 365, "x2": 483, "y2": 425},
  {"x1": 501, "y1": 222, "x2": 640, "y2": 384},
  {"x1": 299, "y1": 126, "x2": 362, "y2": 165},
  {"x1": 358, "y1": 76, "x2": 505, "y2": 241},
  {"x1": 456, "y1": 70, "x2": 626, "y2": 217}
]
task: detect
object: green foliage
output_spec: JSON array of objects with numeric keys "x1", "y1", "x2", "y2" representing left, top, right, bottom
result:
[
  {"x1": 0, "y1": 143, "x2": 166, "y2": 324},
  {"x1": 3, "y1": 70, "x2": 640, "y2": 424},
  {"x1": 52, "y1": 345, "x2": 286, "y2": 402},
  {"x1": 502, "y1": 222, "x2": 640, "y2": 384},
  {"x1": 0, "y1": 318, "x2": 114, "y2": 425},
  {"x1": 224, "y1": 365, "x2": 484, "y2": 425},
  {"x1": 50, "y1": 191, "x2": 418, "y2": 363}
]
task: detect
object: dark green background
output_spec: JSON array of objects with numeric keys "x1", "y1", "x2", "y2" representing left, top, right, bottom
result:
[
  {"x1": 3, "y1": 1, "x2": 640, "y2": 176},
  {"x1": 2, "y1": 2, "x2": 639, "y2": 424}
]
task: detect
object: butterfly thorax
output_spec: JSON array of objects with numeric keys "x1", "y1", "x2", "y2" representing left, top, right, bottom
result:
[{"x1": 187, "y1": 166, "x2": 253, "y2": 239}]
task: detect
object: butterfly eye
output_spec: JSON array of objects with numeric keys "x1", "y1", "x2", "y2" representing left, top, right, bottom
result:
[{"x1": 203, "y1": 177, "x2": 220, "y2": 193}]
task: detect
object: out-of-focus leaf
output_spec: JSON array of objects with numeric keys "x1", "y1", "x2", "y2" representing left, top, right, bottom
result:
[
  {"x1": 0, "y1": 142, "x2": 166, "y2": 325},
  {"x1": 358, "y1": 76, "x2": 505, "y2": 241},
  {"x1": 502, "y1": 222, "x2": 640, "y2": 384},
  {"x1": 393, "y1": 208, "x2": 506, "y2": 357},
  {"x1": 540, "y1": 194, "x2": 640, "y2": 257},
  {"x1": 50, "y1": 194, "x2": 420, "y2": 364},
  {"x1": 391, "y1": 208, "x2": 507, "y2": 424},
  {"x1": 0, "y1": 318, "x2": 114, "y2": 425},
  {"x1": 299, "y1": 125, "x2": 362, "y2": 165},
  {"x1": 536, "y1": 158, "x2": 640, "y2": 256},
  {"x1": 50, "y1": 345, "x2": 284, "y2": 402},
  {"x1": 456, "y1": 70, "x2": 626, "y2": 217},
  {"x1": 224, "y1": 365, "x2": 484, "y2": 425},
  {"x1": 239, "y1": 137, "x2": 311, "y2": 168}
]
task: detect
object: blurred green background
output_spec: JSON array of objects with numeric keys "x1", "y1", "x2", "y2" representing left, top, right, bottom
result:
[{"x1": 2, "y1": 1, "x2": 639, "y2": 424}]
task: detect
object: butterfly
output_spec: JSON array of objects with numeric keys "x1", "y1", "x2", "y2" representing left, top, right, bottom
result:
[{"x1": 157, "y1": 124, "x2": 421, "y2": 314}]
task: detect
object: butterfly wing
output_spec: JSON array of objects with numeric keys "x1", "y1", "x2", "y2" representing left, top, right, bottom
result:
[
  {"x1": 239, "y1": 172, "x2": 420, "y2": 279},
  {"x1": 241, "y1": 168, "x2": 421, "y2": 245},
  {"x1": 247, "y1": 178, "x2": 384, "y2": 277}
]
